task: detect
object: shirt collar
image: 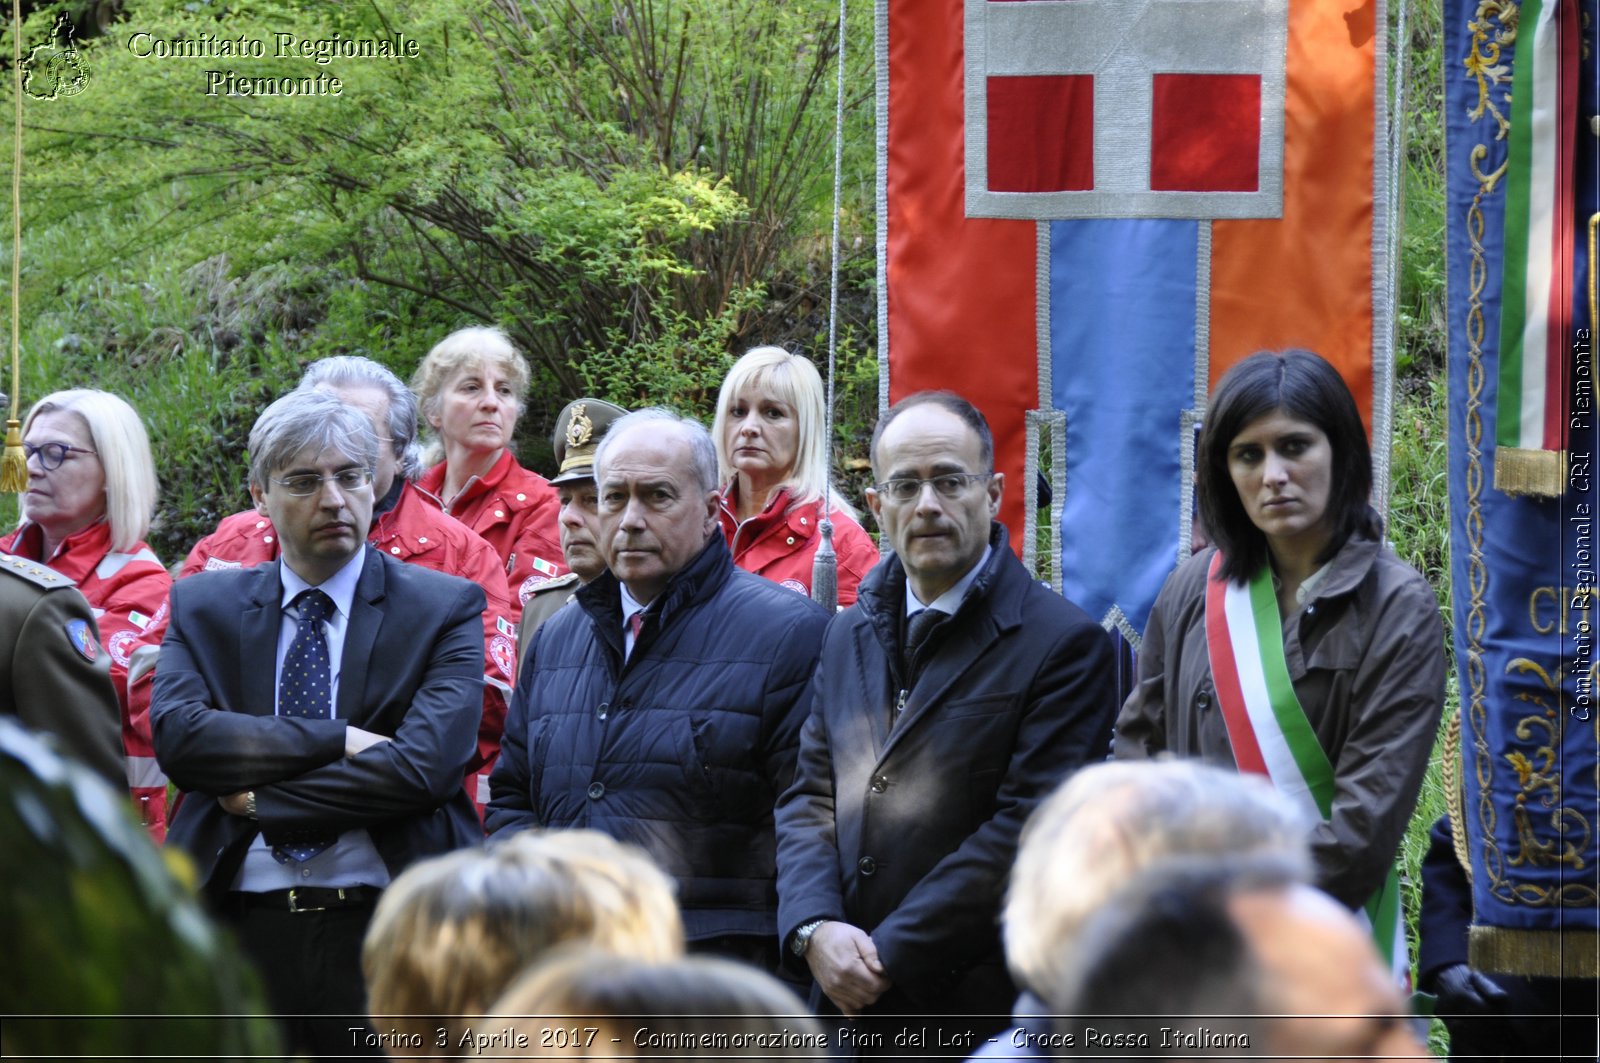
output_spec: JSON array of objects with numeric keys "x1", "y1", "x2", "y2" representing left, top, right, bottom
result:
[
  {"x1": 280, "y1": 546, "x2": 366, "y2": 619},
  {"x1": 906, "y1": 544, "x2": 991, "y2": 619},
  {"x1": 618, "y1": 580, "x2": 650, "y2": 624}
]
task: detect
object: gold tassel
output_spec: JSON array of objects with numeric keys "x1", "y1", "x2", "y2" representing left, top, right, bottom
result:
[
  {"x1": 1493, "y1": 447, "x2": 1570, "y2": 497},
  {"x1": 0, "y1": 419, "x2": 25, "y2": 492}
]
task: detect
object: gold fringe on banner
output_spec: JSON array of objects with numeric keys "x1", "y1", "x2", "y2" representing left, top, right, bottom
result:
[
  {"x1": 1470, "y1": 926, "x2": 1600, "y2": 978},
  {"x1": 1493, "y1": 447, "x2": 1569, "y2": 497}
]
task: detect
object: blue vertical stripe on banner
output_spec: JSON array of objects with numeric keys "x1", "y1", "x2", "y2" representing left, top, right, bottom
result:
[
  {"x1": 1050, "y1": 218, "x2": 1198, "y2": 635},
  {"x1": 1443, "y1": 0, "x2": 1599, "y2": 959}
]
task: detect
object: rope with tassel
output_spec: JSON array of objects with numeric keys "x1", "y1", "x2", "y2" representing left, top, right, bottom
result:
[
  {"x1": 1, "y1": 0, "x2": 25, "y2": 491},
  {"x1": 810, "y1": 0, "x2": 848, "y2": 611}
]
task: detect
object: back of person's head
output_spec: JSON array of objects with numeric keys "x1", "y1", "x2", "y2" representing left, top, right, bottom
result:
[
  {"x1": 363, "y1": 830, "x2": 684, "y2": 1054},
  {"x1": 1050, "y1": 855, "x2": 1303, "y2": 1056},
  {"x1": 1004, "y1": 759, "x2": 1309, "y2": 1002},
  {"x1": 490, "y1": 948, "x2": 826, "y2": 1060}
]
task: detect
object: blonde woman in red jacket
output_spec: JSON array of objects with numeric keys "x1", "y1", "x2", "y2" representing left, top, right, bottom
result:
[
  {"x1": 2, "y1": 389, "x2": 171, "y2": 837},
  {"x1": 712, "y1": 347, "x2": 878, "y2": 607},
  {"x1": 411, "y1": 325, "x2": 565, "y2": 608}
]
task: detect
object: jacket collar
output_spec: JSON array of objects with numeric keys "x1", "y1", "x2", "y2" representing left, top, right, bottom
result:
[
  {"x1": 576, "y1": 533, "x2": 735, "y2": 659},
  {"x1": 1297, "y1": 517, "x2": 1383, "y2": 604},
  {"x1": 856, "y1": 522, "x2": 1020, "y2": 655},
  {"x1": 1, "y1": 518, "x2": 113, "y2": 582},
  {"x1": 417, "y1": 449, "x2": 515, "y2": 512}
]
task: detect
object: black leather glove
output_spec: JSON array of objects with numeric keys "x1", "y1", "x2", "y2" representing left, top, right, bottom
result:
[{"x1": 1433, "y1": 964, "x2": 1511, "y2": 1016}]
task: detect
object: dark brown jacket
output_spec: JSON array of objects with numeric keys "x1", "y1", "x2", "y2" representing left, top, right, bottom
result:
[{"x1": 1115, "y1": 528, "x2": 1445, "y2": 909}]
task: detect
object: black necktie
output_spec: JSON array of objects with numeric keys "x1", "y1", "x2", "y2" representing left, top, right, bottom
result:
[
  {"x1": 904, "y1": 607, "x2": 943, "y2": 676},
  {"x1": 272, "y1": 589, "x2": 336, "y2": 863}
]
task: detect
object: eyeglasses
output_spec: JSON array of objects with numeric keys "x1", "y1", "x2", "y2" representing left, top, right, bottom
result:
[
  {"x1": 874, "y1": 473, "x2": 992, "y2": 503},
  {"x1": 24, "y1": 441, "x2": 98, "y2": 471},
  {"x1": 270, "y1": 468, "x2": 373, "y2": 497}
]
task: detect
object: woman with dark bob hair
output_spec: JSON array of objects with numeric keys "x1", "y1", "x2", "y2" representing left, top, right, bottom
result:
[{"x1": 1115, "y1": 350, "x2": 1444, "y2": 970}]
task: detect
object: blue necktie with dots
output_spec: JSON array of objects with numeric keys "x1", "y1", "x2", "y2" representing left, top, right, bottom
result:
[{"x1": 271, "y1": 588, "x2": 337, "y2": 863}]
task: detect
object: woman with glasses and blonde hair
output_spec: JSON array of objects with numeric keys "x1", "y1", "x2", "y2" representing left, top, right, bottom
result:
[
  {"x1": 2, "y1": 388, "x2": 171, "y2": 837},
  {"x1": 712, "y1": 347, "x2": 878, "y2": 606}
]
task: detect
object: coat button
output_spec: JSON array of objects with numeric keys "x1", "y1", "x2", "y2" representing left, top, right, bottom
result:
[
  {"x1": 391, "y1": 546, "x2": 402, "y2": 555},
  {"x1": 786, "y1": 536, "x2": 795, "y2": 545},
  {"x1": 255, "y1": 521, "x2": 267, "y2": 529},
  {"x1": 1196, "y1": 690, "x2": 1211, "y2": 711},
  {"x1": 418, "y1": 536, "x2": 428, "y2": 544},
  {"x1": 264, "y1": 536, "x2": 273, "y2": 544},
  {"x1": 800, "y1": 516, "x2": 808, "y2": 525},
  {"x1": 587, "y1": 782, "x2": 606, "y2": 799},
  {"x1": 858, "y1": 856, "x2": 876, "y2": 876},
  {"x1": 869, "y1": 775, "x2": 888, "y2": 793},
  {"x1": 596, "y1": 702, "x2": 609, "y2": 720},
  {"x1": 494, "y1": 510, "x2": 505, "y2": 518},
  {"x1": 516, "y1": 493, "x2": 527, "y2": 501}
]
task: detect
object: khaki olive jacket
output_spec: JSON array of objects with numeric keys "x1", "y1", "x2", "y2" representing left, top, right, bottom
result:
[{"x1": 1115, "y1": 527, "x2": 1446, "y2": 909}]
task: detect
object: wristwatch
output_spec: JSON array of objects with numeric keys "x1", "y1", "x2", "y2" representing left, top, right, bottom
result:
[
  {"x1": 791, "y1": 918, "x2": 826, "y2": 957},
  {"x1": 243, "y1": 791, "x2": 258, "y2": 820}
]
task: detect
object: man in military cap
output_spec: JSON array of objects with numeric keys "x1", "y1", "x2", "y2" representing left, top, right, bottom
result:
[
  {"x1": 0, "y1": 551, "x2": 123, "y2": 785},
  {"x1": 516, "y1": 397, "x2": 630, "y2": 661}
]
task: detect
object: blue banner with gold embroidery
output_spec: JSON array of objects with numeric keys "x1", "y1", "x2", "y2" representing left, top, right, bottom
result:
[{"x1": 1444, "y1": 0, "x2": 1598, "y2": 976}]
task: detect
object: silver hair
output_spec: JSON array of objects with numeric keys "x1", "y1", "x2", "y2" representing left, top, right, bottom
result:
[
  {"x1": 1003, "y1": 759, "x2": 1311, "y2": 1003},
  {"x1": 299, "y1": 355, "x2": 424, "y2": 482},
  {"x1": 248, "y1": 389, "x2": 379, "y2": 491},
  {"x1": 594, "y1": 408, "x2": 718, "y2": 493}
]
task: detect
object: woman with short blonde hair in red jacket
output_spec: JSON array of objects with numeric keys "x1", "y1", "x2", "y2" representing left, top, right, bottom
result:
[
  {"x1": 712, "y1": 346, "x2": 878, "y2": 607},
  {"x1": 411, "y1": 325, "x2": 564, "y2": 608}
]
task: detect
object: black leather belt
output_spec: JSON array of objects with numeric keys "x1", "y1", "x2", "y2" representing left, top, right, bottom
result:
[{"x1": 229, "y1": 885, "x2": 382, "y2": 914}]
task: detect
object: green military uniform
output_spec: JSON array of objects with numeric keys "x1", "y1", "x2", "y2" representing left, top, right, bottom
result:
[
  {"x1": 517, "y1": 571, "x2": 581, "y2": 660},
  {"x1": 0, "y1": 551, "x2": 123, "y2": 785},
  {"x1": 515, "y1": 398, "x2": 629, "y2": 664}
]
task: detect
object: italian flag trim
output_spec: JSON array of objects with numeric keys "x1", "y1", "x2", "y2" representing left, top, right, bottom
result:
[
  {"x1": 1205, "y1": 554, "x2": 1407, "y2": 978},
  {"x1": 1494, "y1": 0, "x2": 1579, "y2": 497}
]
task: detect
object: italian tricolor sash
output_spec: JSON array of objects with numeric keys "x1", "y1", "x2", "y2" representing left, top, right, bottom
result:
[
  {"x1": 1204, "y1": 554, "x2": 1407, "y2": 980},
  {"x1": 1493, "y1": 0, "x2": 1580, "y2": 497}
]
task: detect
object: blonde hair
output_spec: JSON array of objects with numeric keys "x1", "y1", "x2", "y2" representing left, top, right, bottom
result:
[
  {"x1": 24, "y1": 389, "x2": 157, "y2": 552},
  {"x1": 410, "y1": 325, "x2": 531, "y2": 459},
  {"x1": 490, "y1": 949, "x2": 823, "y2": 1059},
  {"x1": 711, "y1": 346, "x2": 857, "y2": 520},
  {"x1": 1003, "y1": 760, "x2": 1308, "y2": 1003},
  {"x1": 362, "y1": 830, "x2": 683, "y2": 1052}
]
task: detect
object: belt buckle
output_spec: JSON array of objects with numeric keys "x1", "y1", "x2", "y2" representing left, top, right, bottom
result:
[{"x1": 286, "y1": 887, "x2": 332, "y2": 914}]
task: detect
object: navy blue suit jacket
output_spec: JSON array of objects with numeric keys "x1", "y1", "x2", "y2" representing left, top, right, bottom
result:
[{"x1": 151, "y1": 547, "x2": 485, "y2": 899}]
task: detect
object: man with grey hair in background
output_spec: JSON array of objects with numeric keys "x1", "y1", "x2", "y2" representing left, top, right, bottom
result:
[
  {"x1": 1055, "y1": 856, "x2": 1427, "y2": 1062},
  {"x1": 150, "y1": 388, "x2": 485, "y2": 1058},
  {"x1": 488, "y1": 408, "x2": 830, "y2": 976},
  {"x1": 970, "y1": 759, "x2": 1311, "y2": 1060}
]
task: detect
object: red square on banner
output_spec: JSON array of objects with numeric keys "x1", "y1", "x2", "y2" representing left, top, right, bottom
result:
[
  {"x1": 1150, "y1": 74, "x2": 1261, "y2": 192},
  {"x1": 986, "y1": 75, "x2": 1094, "y2": 192}
]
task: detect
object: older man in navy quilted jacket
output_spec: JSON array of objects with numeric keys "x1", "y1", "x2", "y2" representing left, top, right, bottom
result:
[{"x1": 487, "y1": 409, "x2": 831, "y2": 973}]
